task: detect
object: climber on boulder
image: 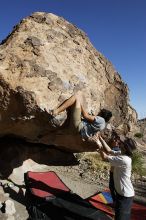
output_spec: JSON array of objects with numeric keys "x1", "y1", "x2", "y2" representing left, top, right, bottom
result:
[{"x1": 47, "y1": 91, "x2": 112, "y2": 143}]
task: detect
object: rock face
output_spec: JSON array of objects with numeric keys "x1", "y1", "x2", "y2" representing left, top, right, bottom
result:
[
  {"x1": 126, "y1": 105, "x2": 138, "y2": 132},
  {"x1": 137, "y1": 118, "x2": 146, "y2": 142},
  {"x1": 0, "y1": 12, "x2": 137, "y2": 152}
]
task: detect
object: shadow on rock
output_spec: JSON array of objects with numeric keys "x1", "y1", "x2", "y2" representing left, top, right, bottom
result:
[{"x1": 0, "y1": 136, "x2": 78, "y2": 179}]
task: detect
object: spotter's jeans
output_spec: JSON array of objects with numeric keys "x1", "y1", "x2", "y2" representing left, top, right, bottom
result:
[{"x1": 115, "y1": 191, "x2": 134, "y2": 220}]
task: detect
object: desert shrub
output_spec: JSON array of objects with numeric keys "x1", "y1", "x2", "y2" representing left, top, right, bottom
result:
[
  {"x1": 132, "y1": 150, "x2": 146, "y2": 176},
  {"x1": 77, "y1": 150, "x2": 146, "y2": 179},
  {"x1": 134, "y1": 133, "x2": 143, "y2": 138}
]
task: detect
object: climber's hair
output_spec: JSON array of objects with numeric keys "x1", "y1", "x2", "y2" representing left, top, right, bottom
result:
[{"x1": 98, "y1": 109, "x2": 112, "y2": 122}]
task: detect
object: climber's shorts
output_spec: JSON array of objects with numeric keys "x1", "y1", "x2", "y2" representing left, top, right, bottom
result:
[{"x1": 70, "y1": 107, "x2": 83, "y2": 134}]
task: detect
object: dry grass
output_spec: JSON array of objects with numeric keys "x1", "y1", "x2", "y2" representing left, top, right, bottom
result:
[{"x1": 81, "y1": 152, "x2": 110, "y2": 172}]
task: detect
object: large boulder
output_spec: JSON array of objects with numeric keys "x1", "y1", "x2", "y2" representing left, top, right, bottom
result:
[{"x1": 0, "y1": 12, "x2": 137, "y2": 152}]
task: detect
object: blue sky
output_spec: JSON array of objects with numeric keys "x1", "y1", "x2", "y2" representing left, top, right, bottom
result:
[{"x1": 0, "y1": 0, "x2": 145, "y2": 118}]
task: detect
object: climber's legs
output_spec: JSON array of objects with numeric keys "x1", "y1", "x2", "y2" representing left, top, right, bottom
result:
[
  {"x1": 53, "y1": 91, "x2": 84, "y2": 132},
  {"x1": 53, "y1": 91, "x2": 83, "y2": 115}
]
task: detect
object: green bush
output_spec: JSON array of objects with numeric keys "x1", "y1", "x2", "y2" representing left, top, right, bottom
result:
[
  {"x1": 134, "y1": 133, "x2": 143, "y2": 138},
  {"x1": 132, "y1": 150, "x2": 146, "y2": 176}
]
